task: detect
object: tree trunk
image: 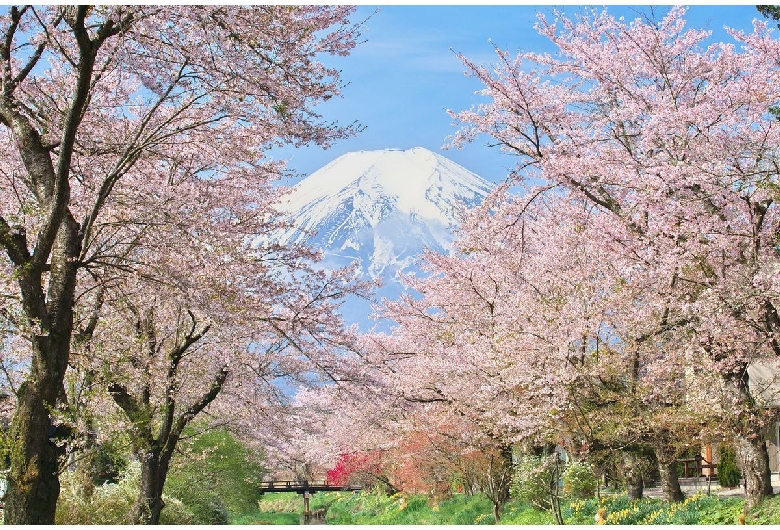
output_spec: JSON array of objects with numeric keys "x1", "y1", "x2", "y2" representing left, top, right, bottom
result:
[
  {"x1": 658, "y1": 459, "x2": 684, "y2": 502},
  {"x1": 483, "y1": 444, "x2": 513, "y2": 523},
  {"x1": 5, "y1": 216, "x2": 79, "y2": 524},
  {"x1": 735, "y1": 434, "x2": 774, "y2": 511},
  {"x1": 4, "y1": 376, "x2": 61, "y2": 524},
  {"x1": 550, "y1": 454, "x2": 564, "y2": 525},
  {"x1": 652, "y1": 439, "x2": 684, "y2": 503},
  {"x1": 134, "y1": 449, "x2": 173, "y2": 525},
  {"x1": 623, "y1": 453, "x2": 644, "y2": 500},
  {"x1": 725, "y1": 368, "x2": 775, "y2": 510},
  {"x1": 492, "y1": 501, "x2": 501, "y2": 523}
]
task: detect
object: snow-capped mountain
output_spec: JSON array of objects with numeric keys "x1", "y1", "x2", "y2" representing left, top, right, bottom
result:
[{"x1": 275, "y1": 147, "x2": 494, "y2": 281}]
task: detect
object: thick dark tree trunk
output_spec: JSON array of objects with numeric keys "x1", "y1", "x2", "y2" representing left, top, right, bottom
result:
[
  {"x1": 4, "y1": 375, "x2": 61, "y2": 524},
  {"x1": 735, "y1": 434, "x2": 774, "y2": 511},
  {"x1": 0, "y1": 7, "x2": 131, "y2": 522},
  {"x1": 4, "y1": 217, "x2": 80, "y2": 525},
  {"x1": 626, "y1": 476, "x2": 644, "y2": 500},
  {"x1": 134, "y1": 449, "x2": 173, "y2": 525}
]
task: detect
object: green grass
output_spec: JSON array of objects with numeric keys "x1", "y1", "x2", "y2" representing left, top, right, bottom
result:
[
  {"x1": 231, "y1": 489, "x2": 780, "y2": 525},
  {"x1": 563, "y1": 493, "x2": 745, "y2": 525},
  {"x1": 747, "y1": 493, "x2": 780, "y2": 525},
  {"x1": 234, "y1": 491, "x2": 340, "y2": 525},
  {"x1": 323, "y1": 491, "x2": 551, "y2": 525}
]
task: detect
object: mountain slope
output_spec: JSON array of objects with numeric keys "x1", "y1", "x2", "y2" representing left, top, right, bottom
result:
[{"x1": 275, "y1": 147, "x2": 494, "y2": 280}]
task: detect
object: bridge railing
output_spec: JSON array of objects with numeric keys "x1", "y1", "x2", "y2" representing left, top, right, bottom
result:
[
  {"x1": 259, "y1": 479, "x2": 362, "y2": 492},
  {"x1": 259, "y1": 480, "x2": 335, "y2": 489}
]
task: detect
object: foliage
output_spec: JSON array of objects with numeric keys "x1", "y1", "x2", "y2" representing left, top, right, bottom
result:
[
  {"x1": 510, "y1": 455, "x2": 559, "y2": 511},
  {"x1": 236, "y1": 492, "x2": 305, "y2": 525},
  {"x1": 0, "y1": 4, "x2": 364, "y2": 523},
  {"x1": 324, "y1": 490, "x2": 507, "y2": 525},
  {"x1": 562, "y1": 461, "x2": 598, "y2": 500},
  {"x1": 562, "y1": 493, "x2": 746, "y2": 525},
  {"x1": 717, "y1": 445, "x2": 742, "y2": 488},
  {"x1": 91, "y1": 433, "x2": 132, "y2": 486},
  {"x1": 233, "y1": 510, "x2": 301, "y2": 525},
  {"x1": 326, "y1": 451, "x2": 382, "y2": 487},
  {"x1": 55, "y1": 461, "x2": 196, "y2": 524},
  {"x1": 696, "y1": 497, "x2": 746, "y2": 525},
  {"x1": 757, "y1": 5, "x2": 780, "y2": 27},
  {"x1": 163, "y1": 426, "x2": 265, "y2": 524},
  {"x1": 572, "y1": 491, "x2": 749, "y2": 525},
  {"x1": 257, "y1": 492, "x2": 302, "y2": 513},
  {"x1": 247, "y1": 490, "x2": 746, "y2": 525},
  {"x1": 445, "y1": 3, "x2": 780, "y2": 508},
  {"x1": 747, "y1": 492, "x2": 780, "y2": 524}
]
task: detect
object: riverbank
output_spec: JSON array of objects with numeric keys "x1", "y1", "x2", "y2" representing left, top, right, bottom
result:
[{"x1": 234, "y1": 489, "x2": 780, "y2": 525}]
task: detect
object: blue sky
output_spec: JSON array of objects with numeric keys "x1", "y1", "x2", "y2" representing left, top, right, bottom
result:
[{"x1": 278, "y1": 4, "x2": 765, "y2": 186}]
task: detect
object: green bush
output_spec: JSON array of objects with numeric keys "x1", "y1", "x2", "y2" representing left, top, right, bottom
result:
[
  {"x1": 163, "y1": 425, "x2": 265, "y2": 523},
  {"x1": 55, "y1": 461, "x2": 196, "y2": 524},
  {"x1": 510, "y1": 455, "x2": 558, "y2": 510},
  {"x1": 562, "y1": 461, "x2": 597, "y2": 500},
  {"x1": 717, "y1": 444, "x2": 741, "y2": 488},
  {"x1": 92, "y1": 438, "x2": 129, "y2": 486},
  {"x1": 697, "y1": 497, "x2": 744, "y2": 525},
  {"x1": 159, "y1": 496, "x2": 199, "y2": 525}
]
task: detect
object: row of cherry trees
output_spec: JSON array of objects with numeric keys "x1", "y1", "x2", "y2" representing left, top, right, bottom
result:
[
  {"x1": 277, "y1": 7, "x2": 780, "y2": 515},
  {"x1": 0, "y1": 5, "x2": 370, "y2": 524}
]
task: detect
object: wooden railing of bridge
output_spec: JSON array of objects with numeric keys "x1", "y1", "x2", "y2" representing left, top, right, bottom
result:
[{"x1": 259, "y1": 479, "x2": 362, "y2": 495}]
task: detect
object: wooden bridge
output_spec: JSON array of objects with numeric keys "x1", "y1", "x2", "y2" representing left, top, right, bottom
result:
[
  {"x1": 259, "y1": 479, "x2": 363, "y2": 495},
  {"x1": 259, "y1": 480, "x2": 363, "y2": 517}
]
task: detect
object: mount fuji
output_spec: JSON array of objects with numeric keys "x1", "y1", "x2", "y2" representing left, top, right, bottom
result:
[{"x1": 273, "y1": 147, "x2": 494, "y2": 326}]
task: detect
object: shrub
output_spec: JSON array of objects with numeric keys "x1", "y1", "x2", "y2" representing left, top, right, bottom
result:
[
  {"x1": 159, "y1": 496, "x2": 198, "y2": 525},
  {"x1": 510, "y1": 455, "x2": 558, "y2": 510},
  {"x1": 717, "y1": 444, "x2": 741, "y2": 488},
  {"x1": 511, "y1": 454, "x2": 594, "y2": 510},
  {"x1": 56, "y1": 465, "x2": 135, "y2": 524},
  {"x1": 92, "y1": 438, "x2": 129, "y2": 486},
  {"x1": 55, "y1": 461, "x2": 196, "y2": 524},
  {"x1": 163, "y1": 425, "x2": 265, "y2": 523},
  {"x1": 562, "y1": 461, "x2": 597, "y2": 500}
]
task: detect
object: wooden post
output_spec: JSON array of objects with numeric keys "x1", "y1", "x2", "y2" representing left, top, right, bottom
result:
[
  {"x1": 704, "y1": 444, "x2": 713, "y2": 476},
  {"x1": 303, "y1": 491, "x2": 311, "y2": 517}
]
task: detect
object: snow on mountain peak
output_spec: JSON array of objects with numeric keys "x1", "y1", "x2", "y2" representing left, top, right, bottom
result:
[{"x1": 274, "y1": 147, "x2": 494, "y2": 279}]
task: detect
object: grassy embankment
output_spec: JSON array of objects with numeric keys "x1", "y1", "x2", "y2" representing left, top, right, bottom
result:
[{"x1": 236, "y1": 489, "x2": 780, "y2": 525}]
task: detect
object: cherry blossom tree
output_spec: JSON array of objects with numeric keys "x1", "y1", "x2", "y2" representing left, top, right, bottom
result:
[
  {"x1": 0, "y1": 5, "x2": 362, "y2": 523},
  {"x1": 450, "y1": 6, "x2": 780, "y2": 508},
  {"x1": 70, "y1": 210, "x2": 368, "y2": 525},
  {"x1": 359, "y1": 174, "x2": 722, "y2": 504}
]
